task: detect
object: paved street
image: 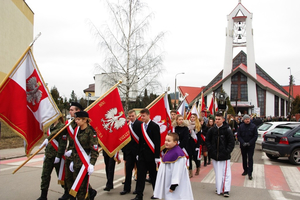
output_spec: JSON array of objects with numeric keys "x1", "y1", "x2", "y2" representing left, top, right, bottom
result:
[{"x1": 1, "y1": 145, "x2": 300, "y2": 200}]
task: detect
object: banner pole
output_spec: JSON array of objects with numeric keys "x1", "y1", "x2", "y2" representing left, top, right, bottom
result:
[{"x1": 12, "y1": 80, "x2": 122, "y2": 174}]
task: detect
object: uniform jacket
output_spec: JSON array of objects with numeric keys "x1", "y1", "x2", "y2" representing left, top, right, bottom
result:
[
  {"x1": 206, "y1": 122, "x2": 235, "y2": 161},
  {"x1": 72, "y1": 125, "x2": 99, "y2": 168},
  {"x1": 45, "y1": 121, "x2": 66, "y2": 158},
  {"x1": 237, "y1": 122, "x2": 258, "y2": 147},
  {"x1": 138, "y1": 120, "x2": 161, "y2": 161}
]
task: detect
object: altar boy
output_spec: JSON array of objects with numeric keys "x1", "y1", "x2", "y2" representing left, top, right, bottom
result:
[{"x1": 153, "y1": 132, "x2": 194, "y2": 200}]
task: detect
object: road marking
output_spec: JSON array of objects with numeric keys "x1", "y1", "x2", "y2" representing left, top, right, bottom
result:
[
  {"x1": 281, "y1": 166, "x2": 300, "y2": 193},
  {"x1": 268, "y1": 190, "x2": 292, "y2": 200},
  {"x1": 244, "y1": 163, "x2": 266, "y2": 189},
  {"x1": 262, "y1": 154, "x2": 272, "y2": 165}
]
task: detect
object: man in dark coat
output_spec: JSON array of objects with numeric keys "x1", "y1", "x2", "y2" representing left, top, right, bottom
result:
[
  {"x1": 206, "y1": 113, "x2": 235, "y2": 197},
  {"x1": 237, "y1": 114, "x2": 258, "y2": 180},
  {"x1": 132, "y1": 108, "x2": 161, "y2": 200},
  {"x1": 120, "y1": 110, "x2": 142, "y2": 195}
]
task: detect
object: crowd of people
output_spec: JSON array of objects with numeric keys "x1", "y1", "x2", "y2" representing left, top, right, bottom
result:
[{"x1": 37, "y1": 102, "x2": 261, "y2": 200}]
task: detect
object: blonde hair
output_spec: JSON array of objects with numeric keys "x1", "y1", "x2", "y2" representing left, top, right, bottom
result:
[{"x1": 191, "y1": 114, "x2": 201, "y2": 132}]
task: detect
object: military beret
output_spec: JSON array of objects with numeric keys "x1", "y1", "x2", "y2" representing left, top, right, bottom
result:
[
  {"x1": 70, "y1": 102, "x2": 83, "y2": 111},
  {"x1": 75, "y1": 111, "x2": 89, "y2": 118}
]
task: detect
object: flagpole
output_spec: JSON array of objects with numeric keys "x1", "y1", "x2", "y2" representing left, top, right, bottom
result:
[
  {"x1": 0, "y1": 32, "x2": 41, "y2": 89},
  {"x1": 12, "y1": 80, "x2": 122, "y2": 174}
]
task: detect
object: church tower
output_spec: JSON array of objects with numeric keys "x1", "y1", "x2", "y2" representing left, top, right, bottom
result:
[{"x1": 223, "y1": 0, "x2": 256, "y2": 78}]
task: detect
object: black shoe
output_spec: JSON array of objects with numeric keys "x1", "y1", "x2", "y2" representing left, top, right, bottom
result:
[
  {"x1": 37, "y1": 189, "x2": 48, "y2": 200},
  {"x1": 122, "y1": 181, "x2": 125, "y2": 184},
  {"x1": 249, "y1": 175, "x2": 253, "y2": 180},
  {"x1": 151, "y1": 195, "x2": 158, "y2": 199},
  {"x1": 131, "y1": 195, "x2": 143, "y2": 200},
  {"x1": 224, "y1": 191, "x2": 230, "y2": 197},
  {"x1": 242, "y1": 172, "x2": 247, "y2": 176},
  {"x1": 204, "y1": 163, "x2": 207, "y2": 167},
  {"x1": 120, "y1": 190, "x2": 130, "y2": 195},
  {"x1": 58, "y1": 193, "x2": 69, "y2": 200},
  {"x1": 132, "y1": 190, "x2": 137, "y2": 194},
  {"x1": 89, "y1": 189, "x2": 97, "y2": 200},
  {"x1": 207, "y1": 161, "x2": 211, "y2": 165},
  {"x1": 103, "y1": 187, "x2": 111, "y2": 191}
]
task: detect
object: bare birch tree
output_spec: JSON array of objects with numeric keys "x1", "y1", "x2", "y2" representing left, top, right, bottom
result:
[{"x1": 90, "y1": 0, "x2": 165, "y2": 112}]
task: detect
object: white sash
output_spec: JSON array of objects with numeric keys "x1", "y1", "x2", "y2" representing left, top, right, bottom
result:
[
  {"x1": 141, "y1": 123, "x2": 155, "y2": 153},
  {"x1": 129, "y1": 122, "x2": 139, "y2": 144},
  {"x1": 69, "y1": 126, "x2": 90, "y2": 197}
]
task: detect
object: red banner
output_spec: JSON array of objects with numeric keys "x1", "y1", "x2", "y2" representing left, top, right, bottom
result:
[{"x1": 88, "y1": 88, "x2": 130, "y2": 157}]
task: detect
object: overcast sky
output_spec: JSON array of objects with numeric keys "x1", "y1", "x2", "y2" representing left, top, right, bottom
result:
[{"x1": 25, "y1": 0, "x2": 300, "y2": 99}]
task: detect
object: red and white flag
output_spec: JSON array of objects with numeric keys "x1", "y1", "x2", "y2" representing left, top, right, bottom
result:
[
  {"x1": 215, "y1": 97, "x2": 219, "y2": 112},
  {"x1": 208, "y1": 97, "x2": 214, "y2": 115},
  {"x1": 177, "y1": 99, "x2": 186, "y2": 116},
  {"x1": 0, "y1": 47, "x2": 61, "y2": 156},
  {"x1": 187, "y1": 103, "x2": 199, "y2": 120},
  {"x1": 87, "y1": 87, "x2": 130, "y2": 157}
]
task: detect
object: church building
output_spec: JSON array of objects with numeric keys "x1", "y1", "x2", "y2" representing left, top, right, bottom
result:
[{"x1": 193, "y1": 1, "x2": 289, "y2": 117}]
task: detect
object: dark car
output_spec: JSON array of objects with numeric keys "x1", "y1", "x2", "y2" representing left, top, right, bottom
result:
[{"x1": 262, "y1": 124, "x2": 300, "y2": 165}]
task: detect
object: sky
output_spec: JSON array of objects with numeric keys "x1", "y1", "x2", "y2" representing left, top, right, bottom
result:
[{"x1": 25, "y1": 0, "x2": 300, "y2": 99}]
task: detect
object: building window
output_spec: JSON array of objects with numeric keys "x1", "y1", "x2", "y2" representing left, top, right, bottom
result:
[
  {"x1": 256, "y1": 85, "x2": 266, "y2": 117},
  {"x1": 240, "y1": 84, "x2": 248, "y2": 101},
  {"x1": 274, "y1": 96, "x2": 279, "y2": 117},
  {"x1": 281, "y1": 98, "x2": 285, "y2": 117},
  {"x1": 231, "y1": 85, "x2": 238, "y2": 100},
  {"x1": 231, "y1": 72, "x2": 248, "y2": 101}
]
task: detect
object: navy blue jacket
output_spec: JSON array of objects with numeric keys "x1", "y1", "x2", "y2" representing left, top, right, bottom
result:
[{"x1": 237, "y1": 122, "x2": 258, "y2": 147}]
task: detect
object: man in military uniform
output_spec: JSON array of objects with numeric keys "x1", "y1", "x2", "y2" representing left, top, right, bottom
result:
[
  {"x1": 69, "y1": 111, "x2": 99, "y2": 200},
  {"x1": 37, "y1": 117, "x2": 67, "y2": 200}
]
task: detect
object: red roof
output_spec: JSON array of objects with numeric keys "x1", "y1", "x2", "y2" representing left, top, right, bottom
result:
[
  {"x1": 178, "y1": 86, "x2": 205, "y2": 104},
  {"x1": 205, "y1": 63, "x2": 288, "y2": 98},
  {"x1": 282, "y1": 85, "x2": 300, "y2": 99}
]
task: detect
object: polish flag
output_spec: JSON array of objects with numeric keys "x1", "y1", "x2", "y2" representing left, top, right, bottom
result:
[
  {"x1": 0, "y1": 47, "x2": 61, "y2": 156},
  {"x1": 215, "y1": 98, "x2": 219, "y2": 112},
  {"x1": 177, "y1": 99, "x2": 186, "y2": 116},
  {"x1": 187, "y1": 103, "x2": 199, "y2": 120},
  {"x1": 208, "y1": 97, "x2": 214, "y2": 115}
]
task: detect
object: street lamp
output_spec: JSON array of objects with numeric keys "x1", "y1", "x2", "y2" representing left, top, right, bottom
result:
[
  {"x1": 174, "y1": 72, "x2": 185, "y2": 109},
  {"x1": 287, "y1": 67, "x2": 292, "y2": 115}
]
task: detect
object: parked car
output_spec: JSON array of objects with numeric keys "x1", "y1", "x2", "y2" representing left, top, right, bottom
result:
[
  {"x1": 262, "y1": 124, "x2": 300, "y2": 165},
  {"x1": 257, "y1": 122, "x2": 300, "y2": 145}
]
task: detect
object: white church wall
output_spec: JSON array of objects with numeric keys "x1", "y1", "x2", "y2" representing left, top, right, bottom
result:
[
  {"x1": 265, "y1": 91, "x2": 275, "y2": 117},
  {"x1": 223, "y1": 79, "x2": 231, "y2": 98},
  {"x1": 247, "y1": 79, "x2": 257, "y2": 108}
]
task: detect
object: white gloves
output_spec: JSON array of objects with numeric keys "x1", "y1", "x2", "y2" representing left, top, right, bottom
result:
[
  {"x1": 64, "y1": 150, "x2": 72, "y2": 157},
  {"x1": 39, "y1": 139, "x2": 48, "y2": 149},
  {"x1": 54, "y1": 157, "x2": 60, "y2": 164},
  {"x1": 88, "y1": 164, "x2": 94, "y2": 175},
  {"x1": 195, "y1": 148, "x2": 200, "y2": 151},
  {"x1": 136, "y1": 155, "x2": 139, "y2": 161},
  {"x1": 69, "y1": 161, "x2": 74, "y2": 172}
]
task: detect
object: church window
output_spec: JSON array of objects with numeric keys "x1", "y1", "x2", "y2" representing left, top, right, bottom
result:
[
  {"x1": 256, "y1": 85, "x2": 266, "y2": 117},
  {"x1": 230, "y1": 72, "x2": 248, "y2": 101}
]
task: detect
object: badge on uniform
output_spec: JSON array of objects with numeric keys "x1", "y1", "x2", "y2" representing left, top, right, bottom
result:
[
  {"x1": 93, "y1": 135, "x2": 96, "y2": 138},
  {"x1": 93, "y1": 144, "x2": 98, "y2": 150},
  {"x1": 62, "y1": 135, "x2": 67, "y2": 140}
]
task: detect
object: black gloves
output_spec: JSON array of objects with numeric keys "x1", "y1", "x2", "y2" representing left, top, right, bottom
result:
[{"x1": 243, "y1": 142, "x2": 250, "y2": 147}]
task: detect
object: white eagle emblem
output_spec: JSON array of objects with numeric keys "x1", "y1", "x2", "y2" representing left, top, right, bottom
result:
[
  {"x1": 101, "y1": 108, "x2": 126, "y2": 132},
  {"x1": 26, "y1": 77, "x2": 42, "y2": 105},
  {"x1": 152, "y1": 115, "x2": 167, "y2": 133}
]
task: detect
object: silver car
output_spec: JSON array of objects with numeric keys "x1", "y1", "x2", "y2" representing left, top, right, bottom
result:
[{"x1": 257, "y1": 122, "x2": 300, "y2": 145}]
